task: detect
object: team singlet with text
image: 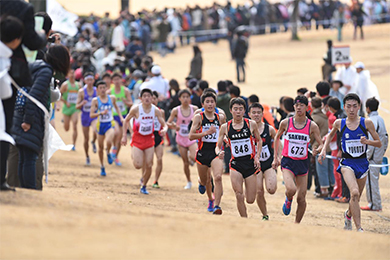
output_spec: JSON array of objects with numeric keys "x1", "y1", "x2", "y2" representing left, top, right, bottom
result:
[{"x1": 282, "y1": 117, "x2": 311, "y2": 160}]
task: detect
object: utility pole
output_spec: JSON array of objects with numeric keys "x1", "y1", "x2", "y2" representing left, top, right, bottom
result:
[{"x1": 121, "y1": 0, "x2": 129, "y2": 12}]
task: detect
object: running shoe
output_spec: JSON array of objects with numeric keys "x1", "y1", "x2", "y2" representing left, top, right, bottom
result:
[
  {"x1": 107, "y1": 153, "x2": 113, "y2": 165},
  {"x1": 71, "y1": 145, "x2": 76, "y2": 151},
  {"x1": 262, "y1": 215, "x2": 269, "y2": 221},
  {"x1": 344, "y1": 210, "x2": 352, "y2": 230},
  {"x1": 91, "y1": 141, "x2": 97, "y2": 153},
  {"x1": 184, "y1": 182, "x2": 192, "y2": 190},
  {"x1": 335, "y1": 197, "x2": 349, "y2": 203},
  {"x1": 140, "y1": 186, "x2": 149, "y2": 195},
  {"x1": 100, "y1": 167, "x2": 106, "y2": 177},
  {"x1": 198, "y1": 184, "x2": 206, "y2": 194},
  {"x1": 361, "y1": 205, "x2": 382, "y2": 211},
  {"x1": 86, "y1": 157, "x2": 91, "y2": 166},
  {"x1": 207, "y1": 200, "x2": 214, "y2": 212},
  {"x1": 213, "y1": 205, "x2": 222, "y2": 215},
  {"x1": 114, "y1": 158, "x2": 122, "y2": 166},
  {"x1": 357, "y1": 228, "x2": 364, "y2": 232},
  {"x1": 152, "y1": 182, "x2": 160, "y2": 189},
  {"x1": 111, "y1": 147, "x2": 117, "y2": 159},
  {"x1": 282, "y1": 197, "x2": 293, "y2": 215}
]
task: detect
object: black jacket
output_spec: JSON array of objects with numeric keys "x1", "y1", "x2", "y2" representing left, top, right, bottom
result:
[
  {"x1": 11, "y1": 61, "x2": 53, "y2": 153},
  {"x1": 233, "y1": 36, "x2": 248, "y2": 59}
]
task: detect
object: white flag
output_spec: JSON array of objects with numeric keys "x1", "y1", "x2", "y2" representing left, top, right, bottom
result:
[{"x1": 46, "y1": 0, "x2": 78, "y2": 37}]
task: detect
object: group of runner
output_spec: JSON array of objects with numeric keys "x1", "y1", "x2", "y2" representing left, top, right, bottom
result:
[{"x1": 59, "y1": 70, "x2": 382, "y2": 232}]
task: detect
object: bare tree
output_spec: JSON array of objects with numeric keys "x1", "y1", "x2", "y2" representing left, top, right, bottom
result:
[{"x1": 291, "y1": 0, "x2": 300, "y2": 41}]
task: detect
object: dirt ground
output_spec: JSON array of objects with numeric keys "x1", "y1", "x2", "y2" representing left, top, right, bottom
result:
[{"x1": 1, "y1": 24, "x2": 390, "y2": 260}]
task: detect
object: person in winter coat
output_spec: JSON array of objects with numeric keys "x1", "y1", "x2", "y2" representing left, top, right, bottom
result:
[
  {"x1": 189, "y1": 45, "x2": 203, "y2": 80},
  {"x1": 11, "y1": 45, "x2": 70, "y2": 189}
]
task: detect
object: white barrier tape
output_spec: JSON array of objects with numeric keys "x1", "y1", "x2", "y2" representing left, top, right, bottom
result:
[
  {"x1": 309, "y1": 149, "x2": 390, "y2": 168},
  {"x1": 178, "y1": 14, "x2": 390, "y2": 37}
]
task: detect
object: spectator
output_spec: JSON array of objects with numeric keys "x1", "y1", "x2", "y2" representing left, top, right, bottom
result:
[
  {"x1": 351, "y1": 1, "x2": 366, "y2": 40},
  {"x1": 362, "y1": 97, "x2": 388, "y2": 211},
  {"x1": 1, "y1": 0, "x2": 47, "y2": 191},
  {"x1": 111, "y1": 19, "x2": 125, "y2": 52},
  {"x1": 233, "y1": 29, "x2": 249, "y2": 83},
  {"x1": 311, "y1": 97, "x2": 334, "y2": 197},
  {"x1": 354, "y1": 61, "x2": 380, "y2": 111},
  {"x1": 140, "y1": 65, "x2": 169, "y2": 101},
  {"x1": 216, "y1": 80, "x2": 231, "y2": 121},
  {"x1": 75, "y1": 35, "x2": 92, "y2": 52},
  {"x1": 321, "y1": 40, "x2": 335, "y2": 82},
  {"x1": 11, "y1": 45, "x2": 70, "y2": 190},
  {"x1": 189, "y1": 45, "x2": 203, "y2": 80},
  {"x1": 329, "y1": 80, "x2": 345, "y2": 106},
  {"x1": 334, "y1": 57, "x2": 357, "y2": 94}
]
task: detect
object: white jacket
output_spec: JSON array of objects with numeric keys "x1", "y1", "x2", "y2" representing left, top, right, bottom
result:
[{"x1": 0, "y1": 41, "x2": 15, "y2": 144}]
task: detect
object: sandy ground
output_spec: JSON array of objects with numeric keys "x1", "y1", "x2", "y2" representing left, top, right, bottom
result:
[{"x1": 1, "y1": 24, "x2": 390, "y2": 260}]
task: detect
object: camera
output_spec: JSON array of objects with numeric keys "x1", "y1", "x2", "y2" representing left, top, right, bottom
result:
[{"x1": 47, "y1": 36, "x2": 56, "y2": 43}]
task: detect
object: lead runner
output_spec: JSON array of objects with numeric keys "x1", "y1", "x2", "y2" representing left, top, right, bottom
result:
[{"x1": 273, "y1": 95, "x2": 323, "y2": 223}]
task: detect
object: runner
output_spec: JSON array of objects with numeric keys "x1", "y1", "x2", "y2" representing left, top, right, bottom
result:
[
  {"x1": 90, "y1": 81, "x2": 123, "y2": 176},
  {"x1": 60, "y1": 69, "x2": 80, "y2": 151},
  {"x1": 109, "y1": 72, "x2": 133, "y2": 166},
  {"x1": 121, "y1": 88, "x2": 167, "y2": 195},
  {"x1": 76, "y1": 72, "x2": 98, "y2": 165},
  {"x1": 216, "y1": 98, "x2": 261, "y2": 217},
  {"x1": 273, "y1": 95, "x2": 323, "y2": 223},
  {"x1": 166, "y1": 89, "x2": 198, "y2": 190},
  {"x1": 248, "y1": 102, "x2": 278, "y2": 221},
  {"x1": 189, "y1": 91, "x2": 225, "y2": 214},
  {"x1": 151, "y1": 91, "x2": 165, "y2": 189},
  {"x1": 318, "y1": 93, "x2": 381, "y2": 232}
]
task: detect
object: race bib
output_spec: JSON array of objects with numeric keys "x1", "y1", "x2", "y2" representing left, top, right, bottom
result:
[
  {"x1": 117, "y1": 100, "x2": 126, "y2": 113},
  {"x1": 179, "y1": 124, "x2": 189, "y2": 137},
  {"x1": 154, "y1": 117, "x2": 161, "y2": 131},
  {"x1": 83, "y1": 103, "x2": 91, "y2": 112},
  {"x1": 288, "y1": 140, "x2": 307, "y2": 158},
  {"x1": 231, "y1": 138, "x2": 252, "y2": 158},
  {"x1": 201, "y1": 125, "x2": 219, "y2": 142},
  {"x1": 260, "y1": 144, "x2": 271, "y2": 162},
  {"x1": 139, "y1": 123, "x2": 153, "y2": 135},
  {"x1": 345, "y1": 139, "x2": 366, "y2": 157},
  {"x1": 67, "y1": 93, "x2": 78, "y2": 104}
]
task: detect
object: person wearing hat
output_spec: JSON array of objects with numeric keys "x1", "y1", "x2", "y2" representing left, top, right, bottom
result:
[
  {"x1": 354, "y1": 61, "x2": 380, "y2": 113},
  {"x1": 140, "y1": 65, "x2": 169, "y2": 102},
  {"x1": 273, "y1": 95, "x2": 323, "y2": 223},
  {"x1": 121, "y1": 88, "x2": 167, "y2": 195}
]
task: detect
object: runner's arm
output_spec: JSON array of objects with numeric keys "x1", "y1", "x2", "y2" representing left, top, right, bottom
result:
[
  {"x1": 363, "y1": 118, "x2": 382, "y2": 148},
  {"x1": 166, "y1": 107, "x2": 178, "y2": 129},
  {"x1": 75, "y1": 89, "x2": 86, "y2": 109},
  {"x1": 156, "y1": 109, "x2": 168, "y2": 136},
  {"x1": 59, "y1": 82, "x2": 69, "y2": 107},
  {"x1": 189, "y1": 114, "x2": 212, "y2": 140},
  {"x1": 121, "y1": 106, "x2": 138, "y2": 146},
  {"x1": 215, "y1": 123, "x2": 227, "y2": 157},
  {"x1": 89, "y1": 98, "x2": 100, "y2": 118},
  {"x1": 250, "y1": 120, "x2": 262, "y2": 162},
  {"x1": 272, "y1": 118, "x2": 287, "y2": 168},
  {"x1": 124, "y1": 88, "x2": 133, "y2": 107}
]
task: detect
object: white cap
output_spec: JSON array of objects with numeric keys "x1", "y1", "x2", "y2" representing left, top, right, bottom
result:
[
  {"x1": 346, "y1": 56, "x2": 353, "y2": 63},
  {"x1": 355, "y1": 61, "x2": 365, "y2": 69},
  {"x1": 151, "y1": 65, "x2": 161, "y2": 75}
]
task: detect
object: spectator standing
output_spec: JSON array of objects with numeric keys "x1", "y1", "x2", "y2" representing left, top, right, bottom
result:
[
  {"x1": 334, "y1": 57, "x2": 358, "y2": 95},
  {"x1": 11, "y1": 45, "x2": 70, "y2": 189},
  {"x1": 233, "y1": 29, "x2": 249, "y2": 83},
  {"x1": 189, "y1": 45, "x2": 202, "y2": 80},
  {"x1": 362, "y1": 97, "x2": 388, "y2": 211},
  {"x1": 1, "y1": 0, "x2": 47, "y2": 191},
  {"x1": 75, "y1": 35, "x2": 92, "y2": 52},
  {"x1": 351, "y1": 1, "x2": 366, "y2": 40},
  {"x1": 354, "y1": 61, "x2": 380, "y2": 111},
  {"x1": 111, "y1": 19, "x2": 125, "y2": 52},
  {"x1": 322, "y1": 40, "x2": 335, "y2": 82}
]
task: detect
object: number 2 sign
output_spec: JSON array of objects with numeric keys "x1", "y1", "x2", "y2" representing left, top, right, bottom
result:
[{"x1": 332, "y1": 46, "x2": 350, "y2": 65}]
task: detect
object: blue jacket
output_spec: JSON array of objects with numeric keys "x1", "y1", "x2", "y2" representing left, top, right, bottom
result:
[{"x1": 12, "y1": 60, "x2": 53, "y2": 153}]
